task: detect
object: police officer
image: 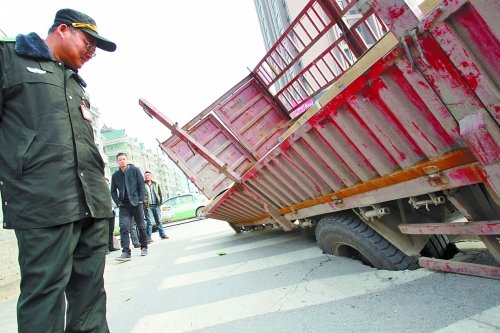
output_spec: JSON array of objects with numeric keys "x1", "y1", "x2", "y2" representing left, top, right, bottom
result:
[{"x1": 0, "y1": 9, "x2": 116, "y2": 333}]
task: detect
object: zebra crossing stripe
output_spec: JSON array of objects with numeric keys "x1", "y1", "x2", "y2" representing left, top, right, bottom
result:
[
  {"x1": 173, "y1": 224, "x2": 232, "y2": 242},
  {"x1": 174, "y1": 233, "x2": 303, "y2": 264},
  {"x1": 189, "y1": 227, "x2": 234, "y2": 242},
  {"x1": 186, "y1": 231, "x2": 261, "y2": 250},
  {"x1": 432, "y1": 304, "x2": 500, "y2": 332},
  {"x1": 161, "y1": 247, "x2": 323, "y2": 289},
  {"x1": 132, "y1": 269, "x2": 433, "y2": 332}
]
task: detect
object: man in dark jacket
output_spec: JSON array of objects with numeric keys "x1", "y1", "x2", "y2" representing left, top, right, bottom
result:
[
  {"x1": 0, "y1": 8, "x2": 116, "y2": 333},
  {"x1": 111, "y1": 152, "x2": 149, "y2": 260},
  {"x1": 144, "y1": 171, "x2": 169, "y2": 241}
]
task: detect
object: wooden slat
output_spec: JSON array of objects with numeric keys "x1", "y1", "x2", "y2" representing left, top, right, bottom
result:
[
  {"x1": 399, "y1": 220, "x2": 500, "y2": 235},
  {"x1": 419, "y1": 257, "x2": 500, "y2": 280}
]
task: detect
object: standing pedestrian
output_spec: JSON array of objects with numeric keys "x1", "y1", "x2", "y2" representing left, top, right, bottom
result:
[
  {"x1": 110, "y1": 152, "x2": 149, "y2": 261},
  {"x1": 0, "y1": 8, "x2": 116, "y2": 332},
  {"x1": 144, "y1": 171, "x2": 169, "y2": 241}
]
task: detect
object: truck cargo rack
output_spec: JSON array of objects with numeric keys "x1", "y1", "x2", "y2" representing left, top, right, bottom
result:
[{"x1": 139, "y1": 0, "x2": 499, "y2": 278}]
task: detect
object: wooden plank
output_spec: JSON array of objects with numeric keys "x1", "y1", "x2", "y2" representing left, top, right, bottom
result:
[
  {"x1": 399, "y1": 220, "x2": 500, "y2": 235},
  {"x1": 419, "y1": 257, "x2": 500, "y2": 280}
]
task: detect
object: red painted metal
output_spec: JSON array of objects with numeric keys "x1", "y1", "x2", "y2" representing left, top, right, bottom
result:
[
  {"x1": 460, "y1": 110, "x2": 500, "y2": 198},
  {"x1": 370, "y1": 0, "x2": 420, "y2": 38},
  {"x1": 425, "y1": 0, "x2": 500, "y2": 123},
  {"x1": 399, "y1": 220, "x2": 500, "y2": 235},
  {"x1": 419, "y1": 257, "x2": 500, "y2": 280},
  {"x1": 140, "y1": 99, "x2": 248, "y2": 198},
  {"x1": 209, "y1": 78, "x2": 290, "y2": 160},
  {"x1": 140, "y1": 75, "x2": 290, "y2": 199},
  {"x1": 253, "y1": 0, "x2": 387, "y2": 115},
  {"x1": 207, "y1": 162, "x2": 484, "y2": 227}
]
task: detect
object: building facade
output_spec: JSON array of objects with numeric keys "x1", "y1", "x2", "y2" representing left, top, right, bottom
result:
[{"x1": 89, "y1": 105, "x2": 108, "y2": 174}]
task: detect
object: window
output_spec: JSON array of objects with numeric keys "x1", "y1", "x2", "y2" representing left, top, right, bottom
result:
[{"x1": 180, "y1": 195, "x2": 194, "y2": 204}]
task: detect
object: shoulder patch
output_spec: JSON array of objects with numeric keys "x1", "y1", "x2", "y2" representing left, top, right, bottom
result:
[{"x1": 0, "y1": 36, "x2": 16, "y2": 43}]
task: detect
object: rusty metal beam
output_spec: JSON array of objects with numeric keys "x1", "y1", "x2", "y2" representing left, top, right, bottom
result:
[
  {"x1": 419, "y1": 257, "x2": 500, "y2": 280},
  {"x1": 399, "y1": 220, "x2": 500, "y2": 235}
]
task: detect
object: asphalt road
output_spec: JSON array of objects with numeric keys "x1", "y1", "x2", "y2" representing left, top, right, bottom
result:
[{"x1": 0, "y1": 218, "x2": 499, "y2": 332}]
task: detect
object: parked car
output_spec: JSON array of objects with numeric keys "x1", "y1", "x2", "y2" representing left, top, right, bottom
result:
[{"x1": 161, "y1": 193, "x2": 208, "y2": 223}]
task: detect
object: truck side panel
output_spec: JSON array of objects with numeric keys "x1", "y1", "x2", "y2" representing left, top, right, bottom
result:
[{"x1": 206, "y1": 0, "x2": 499, "y2": 227}]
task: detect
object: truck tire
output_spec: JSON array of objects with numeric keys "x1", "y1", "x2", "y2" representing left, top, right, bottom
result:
[
  {"x1": 315, "y1": 213, "x2": 419, "y2": 270},
  {"x1": 421, "y1": 234, "x2": 458, "y2": 259}
]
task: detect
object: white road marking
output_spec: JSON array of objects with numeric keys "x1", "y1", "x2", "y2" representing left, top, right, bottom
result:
[
  {"x1": 170, "y1": 222, "x2": 233, "y2": 241},
  {"x1": 131, "y1": 269, "x2": 433, "y2": 332},
  {"x1": 186, "y1": 230, "x2": 264, "y2": 250},
  {"x1": 161, "y1": 247, "x2": 323, "y2": 289},
  {"x1": 189, "y1": 226, "x2": 234, "y2": 242},
  {"x1": 432, "y1": 305, "x2": 500, "y2": 332},
  {"x1": 174, "y1": 233, "x2": 303, "y2": 264}
]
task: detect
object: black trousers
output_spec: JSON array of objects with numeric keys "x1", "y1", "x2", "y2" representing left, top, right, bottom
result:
[
  {"x1": 15, "y1": 218, "x2": 109, "y2": 333},
  {"x1": 108, "y1": 211, "x2": 115, "y2": 249},
  {"x1": 118, "y1": 203, "x2": 148, "y2": 252}
]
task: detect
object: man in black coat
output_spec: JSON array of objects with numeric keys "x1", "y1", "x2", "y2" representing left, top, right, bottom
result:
[
  {"x1": 0, "y1": 8, "x2": 116, "y2": 332},
  {"x1": 110, "y1": 152, "x2": 149, "y2": 260}
]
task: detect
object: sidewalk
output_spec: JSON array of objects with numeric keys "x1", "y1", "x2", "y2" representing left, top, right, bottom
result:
[
  {"x1": 0, "y1": 218, "x2": 194, "y2": 300},
  {"x1": 0, "y1": 227, "x2": 20, "y2": 300}
]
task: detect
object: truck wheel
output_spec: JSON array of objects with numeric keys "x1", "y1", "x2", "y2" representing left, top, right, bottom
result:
[
  {"x1": 421, "y1": 235, "x2": 458, "y2": 259},
  {"x1": 315, "y1": 213, "x2": 419, "y2": 270}
]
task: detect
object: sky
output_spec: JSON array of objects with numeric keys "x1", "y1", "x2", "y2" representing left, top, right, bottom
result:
[{"x1": 0, "y1": 1, "x2": 266, "y2": 150}]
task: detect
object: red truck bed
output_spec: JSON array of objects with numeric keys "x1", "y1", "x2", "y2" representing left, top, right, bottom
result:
[{"x1": 140, "y1": 0, "x2": 499, "y2": 277}]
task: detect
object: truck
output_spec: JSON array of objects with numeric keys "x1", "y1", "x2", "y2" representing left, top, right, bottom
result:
[{"x1": 140, "y1": 0, "x2": 499, "y2": 279}]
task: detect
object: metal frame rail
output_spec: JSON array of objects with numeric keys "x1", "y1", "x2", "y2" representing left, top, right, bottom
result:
[{"x1": 253, "y1": 0, "x2": 388, "y2": 115}]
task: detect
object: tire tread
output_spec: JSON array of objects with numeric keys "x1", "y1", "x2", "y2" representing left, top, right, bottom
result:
[{"x1": 316, "y1": 213, "x2": 419, "y2": 270}]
